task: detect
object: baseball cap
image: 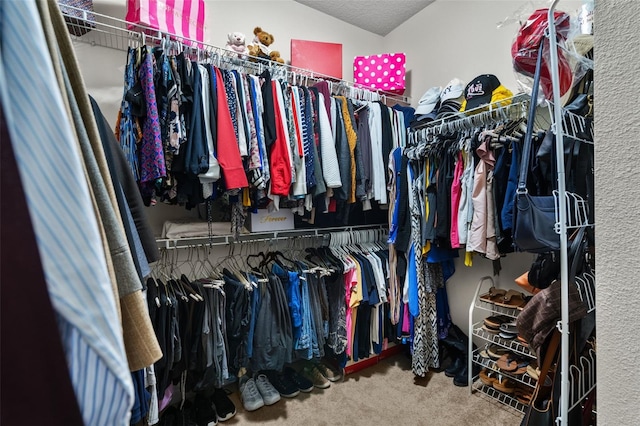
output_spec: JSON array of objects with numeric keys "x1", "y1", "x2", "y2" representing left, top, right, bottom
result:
[
  {"x1": 435, "y1": 101, "x2": 464, "y2": 121},
  {"x1": 440, "y1": 78, "x2": 465, "y2": 103},
  {"x1": 461, "y1": 74, "x2": 502, "y2": 112},
  {"x1": 414, "y1": 111, "x2": 438, "y2": 123},
  {"x1": 415, "y1": 86, "x2": 442, "y2": 115}
]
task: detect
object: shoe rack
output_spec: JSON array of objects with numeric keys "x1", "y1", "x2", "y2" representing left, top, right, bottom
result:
[
  {"x1": 467, "y1": 273, "x2": 596, "y2": 419},
  {"x1": 467, "y1": 276, "x2": 537, "y2": 415}
]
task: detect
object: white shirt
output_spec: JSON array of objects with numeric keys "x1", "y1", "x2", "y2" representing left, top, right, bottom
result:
[
  {"x1": 197, "y1": 65, "x2": 220, "y2": 198},
  {"x1": 368, "y1": 102, "x2": 387, "y2": 205},
  {"x1": 318, "y1": 93, "x2": 342, "y2": 188}
]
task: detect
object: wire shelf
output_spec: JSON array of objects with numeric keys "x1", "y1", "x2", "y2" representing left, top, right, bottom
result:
[
  {"x1": 58, "y1": 3, "x2": 411, "y2": 104},
  {"x1": 553, "y1": 190, "x2": 592, "y2": 231},
  {"x1": 575, "y1": 270, "x2": 596, "y2": 313},
  {"x1": 472, "y1": 323, "x2": 536, "y2": 359},
  {"x1": 472, "y1": 350, "x2": 538, "y2": 389},
  {"x1": 569, "y1": 349, "x2": 596, "y2": 412},
  {"x1": 408, "y1": 93, "x2": 530, "y2": 135},
  {"x1": 155, "y1": 224, "x2": 388, "y2": 249},
  {"x1": 472, "y1": 381, "x2": 528, "y2": 415},
  {"x1": 474, "y1": 300, "x2": 522, "y2": 319}
]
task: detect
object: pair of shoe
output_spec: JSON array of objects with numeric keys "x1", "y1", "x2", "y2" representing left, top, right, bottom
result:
[
  {"x1": 298, "y1": 360, "x2": 342, "y2": 389},
  {"x1": 479, "y1": 368, "x2": 516, "y2": 394},
  {"x1": 299, "y1": 362, "x2": 331, "y2": 389},
  {"x1": 194, "y1": 388, "x2": 237, "y2": 425},
  {"x1": 239, "y1": 374, "x2": 281, "y2": 412},
  {"x1": 316, "y1": 360, "x2": 343, "y2": 383},
  {"x1": 261, "y1": 367, "x2": 314, "y2": 398}
]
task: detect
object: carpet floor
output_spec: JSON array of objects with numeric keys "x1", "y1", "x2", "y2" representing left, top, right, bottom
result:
[{"x1": 221, "y1": 354, "x2": 523, "y2": 425}]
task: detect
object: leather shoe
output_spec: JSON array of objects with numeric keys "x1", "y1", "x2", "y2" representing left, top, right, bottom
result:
[
  {"x1": 453, "y1": 362, "x2": 480, "y2": 387},
  {"x1": 444, "y1": 357, "x2": 464, "y2": 378}
]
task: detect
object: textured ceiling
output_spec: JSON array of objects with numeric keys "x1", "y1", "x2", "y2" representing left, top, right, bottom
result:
[{"x1": 293, "y1": 0, "x2": 435, "y2": 36}]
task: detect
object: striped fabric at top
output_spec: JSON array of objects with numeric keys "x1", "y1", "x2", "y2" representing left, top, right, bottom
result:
[
  {"x1": 126, "y1": 0, "x2": 206, "y2": 46},
  {"x1": 0, "y1": 1, "x2": 134, "y2": 425}
]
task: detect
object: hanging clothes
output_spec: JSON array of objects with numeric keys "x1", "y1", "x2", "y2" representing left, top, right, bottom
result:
[
  {"x1": 213, "y1": 67, "x2": 248, "y2": 190},
  {"x1": 138, "y1": 46, "x2": 167, "y2": 198},
  {"x1": 466, "y1": 133, "x2": 499, "y2": 260}
]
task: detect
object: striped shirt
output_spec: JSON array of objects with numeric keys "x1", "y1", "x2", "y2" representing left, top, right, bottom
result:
[{"x1": 0, "y1": 1, "x2": 134, "y2": 424}]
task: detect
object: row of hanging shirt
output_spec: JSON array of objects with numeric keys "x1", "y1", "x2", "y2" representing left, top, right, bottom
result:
[
  {"x1": 390, "y1": 114, "x2": 531, "y2": 267},
  {"x1": 144, "y1": 231, "x2": 392, "y2": 418},
  {"x1": 325, "y1": 230, "x2": 394, "y2": 362},
  {"x1": 384, "y1": 109, "x2": 533, "y2": 377},
  {"x1": 116, "y1": 45, "x2": 409, "y2": 220}
]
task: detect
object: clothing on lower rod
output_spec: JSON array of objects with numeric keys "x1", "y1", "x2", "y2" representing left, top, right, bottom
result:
[{"x1": 223, "y1": 270, "x2": 251, "y2": 375}]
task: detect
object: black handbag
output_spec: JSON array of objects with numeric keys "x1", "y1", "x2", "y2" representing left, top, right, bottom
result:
[
  {"x1": 513, "y1": 42, "x2": 560, "y2": 253},
  {"x1": 528, "y1": 251, "x2": 560, "y2": 290},
  {"x1": 527, "y1": 224, "x2": 588, "y2": 290}
]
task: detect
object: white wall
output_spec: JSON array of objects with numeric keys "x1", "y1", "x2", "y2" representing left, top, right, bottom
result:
[{"x1": 596, "y1": 1, "x2": 640, "y2": 424}]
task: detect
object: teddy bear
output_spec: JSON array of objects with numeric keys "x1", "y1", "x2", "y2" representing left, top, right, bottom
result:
[
  {"x1": 225, "y1": 31, "x2": 249, "y2": 58},
  {"x1": 247, "y1": 26, "x2": 285, "y2": 64}
]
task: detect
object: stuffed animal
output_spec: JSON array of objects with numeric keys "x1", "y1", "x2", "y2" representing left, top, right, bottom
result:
[
  {"x1": 225, "y1": 31, "x2": 249, "y2": 57},
  {"x1": 247, "y1": 26, "x2": 285, "y2": 64}
]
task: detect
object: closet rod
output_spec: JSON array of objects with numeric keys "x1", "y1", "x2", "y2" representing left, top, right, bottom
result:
[
  {"x1": 59, "y1": 4, "x2": 411, "y2": 105},
  {"x1": 156, "y1": 224, "x2": 388, "y2": 250},
  {"x1": 409, "y1": 93, "x2": 531, "y2": 134}
]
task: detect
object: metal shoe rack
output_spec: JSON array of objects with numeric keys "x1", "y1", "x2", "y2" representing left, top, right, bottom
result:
[
  {"x1": 467, "y1": 276, "x2": 537, "y2": 415},
  {"x1": 467, "y1": 271, "x2": 596, "y2": 417}
]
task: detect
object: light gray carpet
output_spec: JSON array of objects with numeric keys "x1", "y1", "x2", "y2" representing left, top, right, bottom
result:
[{"x1": 222, "y1": 354, "x2": 523, "y2": 425}]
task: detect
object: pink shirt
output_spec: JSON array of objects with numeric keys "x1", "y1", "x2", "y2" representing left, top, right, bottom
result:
[
  {"x1": 450, "y1": 151, "x2": 464, "y2": 248},
  {"x1": 344, "y1": 264, "x2": 359, "y2": 358}
]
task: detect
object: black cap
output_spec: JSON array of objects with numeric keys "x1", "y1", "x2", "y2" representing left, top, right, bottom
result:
[{"x1": 463, "y1": 74, "x2": 501, "y2": 111}]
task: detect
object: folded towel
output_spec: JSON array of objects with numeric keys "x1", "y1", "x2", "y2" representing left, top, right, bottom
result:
[{"x1": 161, "y1": 220, "x2": 235, "y2": 239}]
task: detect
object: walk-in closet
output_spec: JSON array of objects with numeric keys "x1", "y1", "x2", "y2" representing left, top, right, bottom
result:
[{"x1": 1, "y1": 1, "x2": 637, "y2": 425}]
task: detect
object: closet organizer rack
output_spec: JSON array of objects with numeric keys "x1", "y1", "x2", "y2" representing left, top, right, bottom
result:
[
  {"x1": 60, "y1": 4, "x2": 411, "y2": 105},
  {"x1": 152, "y1": 223, "x2": 400, "y2": 376},
  {"x1": 407, "y1": 92, "x2": 592, "y2": 232},
  {"x1": 409, "y1": 92, "x2": 532, "y2": 135},
  {"x1": 408, "y1": 92, "x2": 592, "y2": 149},
  {"x1": 156, "y1": 224, "x2": 389, "y2": 250}
]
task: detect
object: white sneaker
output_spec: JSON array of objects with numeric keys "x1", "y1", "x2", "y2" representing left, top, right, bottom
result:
[
  {"x1": 239, "y1": 376, "x2": 264, "y2": 412},
  {"x1": 254, "y1": 374, "x2": 281, "y2": 405}
]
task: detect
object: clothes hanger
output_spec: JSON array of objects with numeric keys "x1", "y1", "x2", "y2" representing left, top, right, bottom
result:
[
  {"x1": 304, "y1": 246, "x2": 331, "y2": 273},
  {"x1": 180, "y1": 272, "x2": 204, "y2": 302},
  {"x1": 172, "y1": 247, "x2": 203, "y2": 302},
  {"x1": 232, "y1": 244, "x2": 253, "y2": 290}
]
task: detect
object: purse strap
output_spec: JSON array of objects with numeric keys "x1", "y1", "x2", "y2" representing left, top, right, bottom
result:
[
  {"x1": 568, "y1": 224, "x2": 587, "y2": 278},
  {"x1": 536, "y1": 328, "x2": 561, "y2": 389},
  {"x1": 517, "y1": 41, "x2": 546, "y2": 193}
]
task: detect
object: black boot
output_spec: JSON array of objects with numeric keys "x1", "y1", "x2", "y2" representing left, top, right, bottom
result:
[
  {"x1": 444, "y1": 324, "x2": 478, "y2": 386},
  {"x1": 453, "y1": 360, "x2": 480, "y2": 387},
  {"x1": 444, "y1": 356, "x2": 464, "y2": 378},
  {"x1": 453, "y1": 361, "x2": 469, "y2": 387}
]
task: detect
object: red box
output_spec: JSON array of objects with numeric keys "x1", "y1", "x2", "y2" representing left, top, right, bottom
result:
[{"x1": 290, "y1": 39, "x2": 342, "y2": 79}]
